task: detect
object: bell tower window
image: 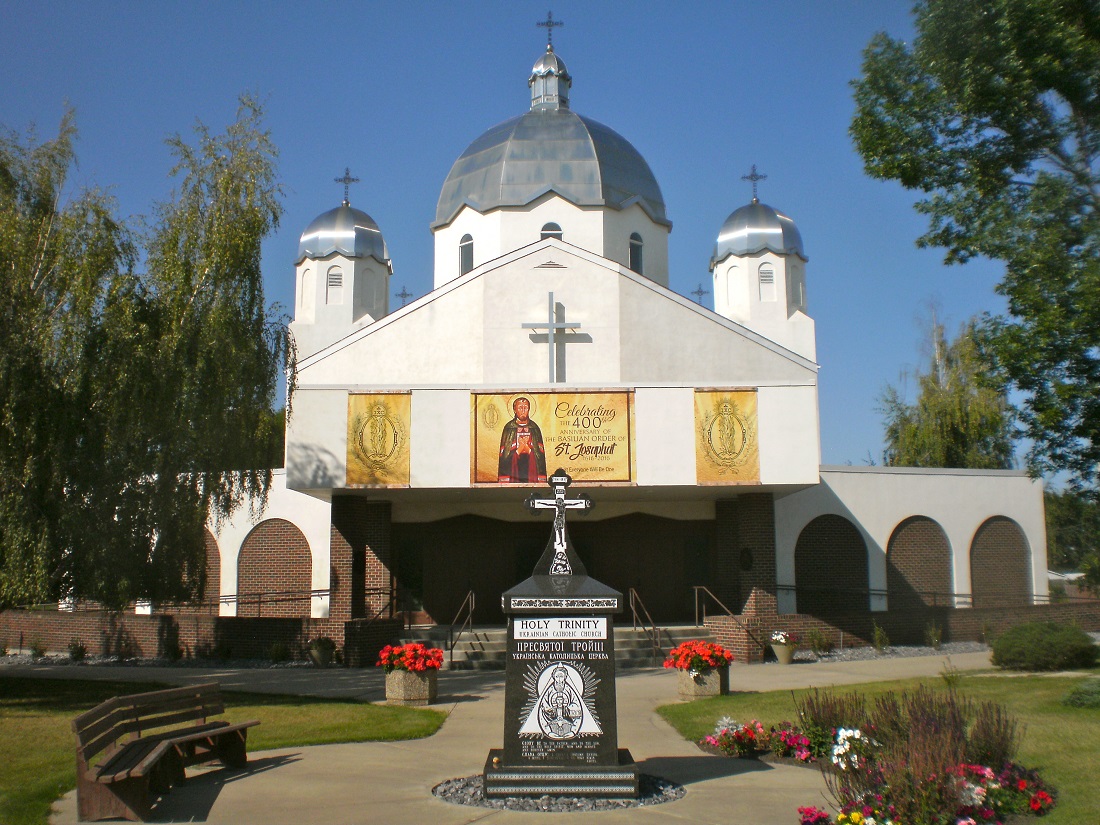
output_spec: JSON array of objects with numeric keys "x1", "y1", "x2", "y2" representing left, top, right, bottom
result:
[
  {"x1": 459, "y1": 234, "x2": 474, "y2": 275},
  {"x1": 326, "y1": 266, "x2": 344, "y2": 305},
  {"x1": 541, "y1": 222, "x2": 563, "y2": 241},
  {"x1": 758, "y1": 263, "x2": 776, "y2": 302},
  {"x1": 628, "y1": 233, "x2": 644, "y2": 274}
]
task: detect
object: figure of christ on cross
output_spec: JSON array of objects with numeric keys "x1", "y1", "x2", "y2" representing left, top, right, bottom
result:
[{"x1": 526, "y1": 469, "x2": 592, "y2": 575}]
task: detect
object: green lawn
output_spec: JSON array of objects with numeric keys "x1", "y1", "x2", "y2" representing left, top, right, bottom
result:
[
  {"x1": 0, "y1": 677, "x2": 446, "y2": 825},
  {"x1": 657, "y1": 671, "x2": 1100, "y2": 824}
]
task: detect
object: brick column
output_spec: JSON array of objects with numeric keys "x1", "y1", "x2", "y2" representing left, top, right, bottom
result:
[
  {"x1": 735, "y1": 493, "x2": 778, "y2": 617},
  {"x1": 714, "y1": 500, "x2": 742, "y2": 611},
  {"x1": 329, "y1": 497, "x2": 393, "y2": 621}
]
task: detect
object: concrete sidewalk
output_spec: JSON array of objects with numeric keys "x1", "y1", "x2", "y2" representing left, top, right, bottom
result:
[{"x1": 18, "y1": 650, "x2": 992, "y2": 825}]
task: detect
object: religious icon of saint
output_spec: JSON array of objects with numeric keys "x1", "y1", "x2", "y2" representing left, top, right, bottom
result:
[{"x1": 497, "y1": 396, "x2": 547, "y2": 483}]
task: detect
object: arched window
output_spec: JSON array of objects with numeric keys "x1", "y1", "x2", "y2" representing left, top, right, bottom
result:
[
  {"x1": 628, "y1": 233, "x2": 644, "y2": 274},
  {"x1": 459, "y1": 234, "x2": 474, "y2": 275},
  {"x1": 758, "y1": 263, "x2": 776, "y2": 302},
  {"x1": 541, "y1": 222, "x2": 563, "y2": 241},
  {"x1": 326, "y1": 266, "x2": 343, "y2": 305}
]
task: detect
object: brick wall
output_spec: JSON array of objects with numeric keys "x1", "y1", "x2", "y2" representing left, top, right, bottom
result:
[
  {"x1": 236, "y1": 519, "x2": 312, "y2": 618},
  {"x1": 970, "y1": 517, "x2": 1031, "y2": 608},
  {"x1": 0, "y1": 607, "x2": 402, "y2": 665},
  {"x1": 704, "y1": 601, "x2": 1100, "y2": 663},
  {"x1": 887, "y1": 516, "x2": 952, "y2": 609},
  {"x1": 736, "y1": 494, "x2": 778, "y2": 616},
  {"x1": 330, "y1": 497, "x2": 394, "y2": 621},
  {"x1": 794, "y1": 514, "x2": 869, "y2": 615}
]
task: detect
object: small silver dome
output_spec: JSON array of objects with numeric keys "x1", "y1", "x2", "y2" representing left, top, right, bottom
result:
[
  {"x1": 711, "y1": 200, "x2": 806, "y2": 267},
  {"x1": 297, "y1": 202, "x2": 389, "y2": 265},
  {"x1": 531, "y1": 45, "x2": 569, "y2": 79}
]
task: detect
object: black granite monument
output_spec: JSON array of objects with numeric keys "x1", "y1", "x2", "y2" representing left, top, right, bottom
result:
[{"x1": 483, "y1": 469, "x2": 638, "y2": 798}]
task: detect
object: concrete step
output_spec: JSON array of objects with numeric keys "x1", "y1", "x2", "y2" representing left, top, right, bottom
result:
[{"x1": 399, "y1": 624, "x2": 717, "y2": 670}]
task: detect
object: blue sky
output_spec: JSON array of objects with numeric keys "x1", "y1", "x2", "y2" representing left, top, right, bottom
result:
[{"x1": 1, "y1": 1, "x2": 1008, "y2": 466}]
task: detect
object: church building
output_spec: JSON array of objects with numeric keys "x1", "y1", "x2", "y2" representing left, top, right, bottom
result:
[{"x1": 208, "y1": 41, "x2": 1049, "y2": 659}]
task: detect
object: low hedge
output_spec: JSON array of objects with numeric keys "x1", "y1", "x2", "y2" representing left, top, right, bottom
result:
[{"x1": 991, "y1": 622, "x2": 1098, "y2": 672}]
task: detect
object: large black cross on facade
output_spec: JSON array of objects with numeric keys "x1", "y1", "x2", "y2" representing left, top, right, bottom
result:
[
  {"x1": 537, "y1": 11, "x2": 564, "y2": 47},
  {"x1": 526, "y1": 469, "x2": 591, "y2": 576},
  {"x1": 522, "y1": 292, "x2": 584, "y2": 383}
]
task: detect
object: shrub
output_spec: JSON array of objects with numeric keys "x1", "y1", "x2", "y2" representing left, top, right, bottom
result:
[
  {"x1": 940, "y1": 658, "x2": 963, "y2": 690},
  {"x1": 805, "y1": 627, "x2": 834, "y2": 657},
  {"x1": 872, "y1": 621, "x2": 890, "y2": 653},
  {"x1": 794, "y1": 688, "x2": 867, "y2": 758},
  {"x1": 68, "y1": 638, "x2": 87, "y2": 661},
  {"x1": 1062, "y1": 677, "x2": 1100, "y2": 708},
  {"x1": 991, "y1": 621, "x2": 1098, "y2": 671},
  {"x1": 924, "y1": 620, "x2": 943, "y2": 650},
  {"x1": 29, "y1": 640, "x2": 47, "y2": 658},
  {"x1": 967, "y1": 699, "x2": 1021, "y2": 768},
  {"x1": 268, "y1": 642, "x2": 290, "y2": 663}
]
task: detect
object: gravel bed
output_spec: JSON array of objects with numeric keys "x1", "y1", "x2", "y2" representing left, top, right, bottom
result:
[
  {"x1": 790, "y1": 640, "x2": 989, "y2": 664},
  {"x1": 431, "y1": 773, "x2": 685, "y2": 811}
]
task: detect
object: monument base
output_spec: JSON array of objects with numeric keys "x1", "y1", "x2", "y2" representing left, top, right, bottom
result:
[{"x1": 482, "y1": 749, "x2": 639, "y2": 798}]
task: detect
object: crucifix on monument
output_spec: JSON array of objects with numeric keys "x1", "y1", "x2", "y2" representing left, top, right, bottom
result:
[
  {"x1": 525, "y1": 469, "x2": 592, "y2": 576},
  {"x1": 522, "y1": 292, "x2": 584, "y2": 383}
]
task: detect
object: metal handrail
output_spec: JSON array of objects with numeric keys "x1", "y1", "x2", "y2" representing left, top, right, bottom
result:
[
  {"x1": 447, "y1": 590, "x2": 477, "y2": 668},
  {"x1": 692, "y1": 585, "x2": 769, "y2": 653},
  {"x1": 627, "y1": 588, "x2": 662, "y2": 664}
]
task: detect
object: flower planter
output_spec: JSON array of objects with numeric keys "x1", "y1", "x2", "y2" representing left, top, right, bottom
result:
[
  {"x1": 308, "y1": 646, "x2": 334, "y2": 668},
  {"x1": 677, "y1": 665, "x2": 729, "y2": 700},
  {"x1": 385, "y1": 668, "x2": 438, "y2": 706},
  {"x1": 771, "y1": 643, "x2": 795, "y2": 665}
]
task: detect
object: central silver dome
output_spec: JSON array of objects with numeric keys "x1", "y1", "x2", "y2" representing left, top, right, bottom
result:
[{"x1": 433, "y1": 47, "x2": 668, "y2": 229}]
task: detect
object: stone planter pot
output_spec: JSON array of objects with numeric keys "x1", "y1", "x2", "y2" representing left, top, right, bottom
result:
[
  {"x1": 308, "y1": 646, "x2": 334, "y2": 668},
  {"x1": 677, "y1": 665, "x2": 729, "y2": 700},
  {"x1": 385, "y1": 668, "x2": 438, "y2": 706},
  {"x1": 771, "y1": 644, "x2": 795, "y2": 665}
]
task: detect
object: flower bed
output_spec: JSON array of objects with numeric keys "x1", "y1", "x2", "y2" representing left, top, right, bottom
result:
[
  {"x1": 376, "y1": 642, "x2": 444, "y2": 673},
  {"x1": 701, "y1": 685, "x2": 1058, "y2": 824}
]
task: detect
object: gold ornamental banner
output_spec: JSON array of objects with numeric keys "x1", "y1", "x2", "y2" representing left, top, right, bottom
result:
[
  {"x1": 694, "y1": 390, "x2": 760, "y2": 484},
  {"x1": 473, "y1": 392, "x2": 633, "y2": 484},
  {"x1": 346, "y1": 393, "x2": 411, "y2": 486}
]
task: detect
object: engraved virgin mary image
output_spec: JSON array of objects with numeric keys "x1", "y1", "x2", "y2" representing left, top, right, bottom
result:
[
  {"x1": 497, "y1": 396, "x2": 547, "y2": 483},
  {"x1": 519, "y1": 662, "x2": 602, "y2": 740}
]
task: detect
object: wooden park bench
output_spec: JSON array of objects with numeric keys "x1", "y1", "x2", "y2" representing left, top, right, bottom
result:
[{"x1": 71, "y1": 682, "x2": 260, "y2": 821}]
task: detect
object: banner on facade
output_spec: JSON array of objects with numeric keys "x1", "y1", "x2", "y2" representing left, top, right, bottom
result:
[
  {"x1": 472, "y1": 392, "x2": 634, "y2": 484},
  {"x1": 694, "y1": 390, "x2": 760, "y2": 484},
  {"x1": 346, "y1": 393, "x2": 411, "y2": 486}
]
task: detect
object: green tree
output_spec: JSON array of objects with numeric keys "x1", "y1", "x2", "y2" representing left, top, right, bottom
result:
[
  {"x1": 0, "y1": 98, "x2": 292, "y2": 609},
  {"x1": 1044, "y1": 488, "x2": 1100, "y2": 572},
  {"x1": 880, "y1": 318, "x2": 1015, "y2": 469},
  {"x1": 851, "y1": 0, "x2": 1100, "y2": 487}
]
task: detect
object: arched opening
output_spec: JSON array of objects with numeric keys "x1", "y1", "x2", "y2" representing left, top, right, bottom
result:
[
  {"x1": 541, "y1": 222, "x2": 563, "y2": 241},
  {"x1": 794, "y1": 515, "x2": 868, "y2": 615},
  {"x1": 325, "y1": 265, "x2": 343, "y2": 305},
  {"x1": 886, "y1": 516, "x2": 952, "y2": 609},
  {"x1": 202, "y1": 529, "x2": 221, "y2": 608},
  {"x1": 628, "y1": 232, "x2": 644, "y2": 274},
  {"x1": 758, "y1": 263, "x2": 776, "y2": 301},
  {"x1": 970, "y1": 516, "x2": 1031, "y2": 608},
  {"x1": 237, "y1": 518, "x2": 312, "y2": 617},
  {"x1": 459, "y1": 234, "x2": 474, "y2": 275}
]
